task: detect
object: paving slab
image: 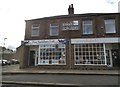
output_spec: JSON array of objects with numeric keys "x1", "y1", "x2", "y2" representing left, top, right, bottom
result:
[{"x1": 2, "y1": 64, "x2": 120, "y2": 75}]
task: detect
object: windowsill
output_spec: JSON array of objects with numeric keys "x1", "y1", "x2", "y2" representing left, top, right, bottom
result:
[
  {"x1": 50, "y1": 35, "x2": 59, "y2": 37},
  {"x1": 82, "y1": 34, "x2": 94, "y2": 36},
  {"x1": 105, "y1": 33, "x2": 116, "y2": 35},
  {"x1": 31, "y1": 36, "x2": 39, "y2": 37},
  {"x1": 62, "y1": 29, "x2": 79, "y2": 31}
]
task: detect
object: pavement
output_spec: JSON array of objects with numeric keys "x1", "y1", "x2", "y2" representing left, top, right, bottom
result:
[
  {"x1": 2, "y1": 64, "x2": 120, "y2": 75},
  {"x1": 1, "y1": 64, "x2": 120, "y2": 87}
]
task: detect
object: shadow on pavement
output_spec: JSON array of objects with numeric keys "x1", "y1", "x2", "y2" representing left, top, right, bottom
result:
[{"x1": 1, "y1": 84, "x2": 120, "y2": 87}]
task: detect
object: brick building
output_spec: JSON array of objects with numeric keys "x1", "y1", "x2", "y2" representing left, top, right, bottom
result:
[{"x1": 18, "y1": 4, "x2": 120, "y2": 69}]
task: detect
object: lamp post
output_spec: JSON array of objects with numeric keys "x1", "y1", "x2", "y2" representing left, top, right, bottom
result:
[
  {"x1": 4, "y1": 38, "x2": 7, "y2": 47},
  {"x1": 1, "y1": 38, "x2": 7, "y2": 65}
]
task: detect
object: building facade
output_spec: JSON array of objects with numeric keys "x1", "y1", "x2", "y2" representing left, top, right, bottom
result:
[{"x1": 19, "y1": 5, "x2": 120, "y2": 69}]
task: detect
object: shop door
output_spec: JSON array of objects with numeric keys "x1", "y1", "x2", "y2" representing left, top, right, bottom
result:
[
  {"x1": 106, "y1": 50, "x2": 112, "y2": 67},
  {"x1": 29, "y1": 51, "x2": 35, "y2": 66},
  {"x1": 111, "y1": 49, "x2": 119, "y2": 67}
]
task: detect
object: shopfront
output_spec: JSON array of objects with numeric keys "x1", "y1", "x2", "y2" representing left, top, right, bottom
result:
[
  {"x1": 26, "y1": 39, "x2": 66, "y2": 66},
  {"x1": 25, "y1": 37, "x2": 119, "y2": 68},
  {"x1": 72, "y1": 37, "x2": 119, "y2": 67}
]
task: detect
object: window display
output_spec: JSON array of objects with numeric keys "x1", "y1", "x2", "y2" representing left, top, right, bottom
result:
[
  {"x1": 74, "y1": 43, "x2": 106, "y2": 65},
  {"x1": 38, "y1": 44, "x2": 66, "y2": 65}
]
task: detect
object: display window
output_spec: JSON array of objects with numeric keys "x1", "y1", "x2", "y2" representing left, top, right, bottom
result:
[
  {"x1": 74, "y1": 43, "x2": 106, "y2": 65},
  {"x1": 37, "y1": 44, "x2": 66, "y2": 65}
]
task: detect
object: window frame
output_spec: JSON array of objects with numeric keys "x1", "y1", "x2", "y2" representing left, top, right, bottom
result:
[
  {"x1": 50, "y1": 23, "x2": 59, "y2": 36},
  {"x1": 31, "y1": 24, "x2": 40, "y2": 37},
  {"x1": 38, "y1": 44, "x2": 66, "y2": 65},
  {"x1": 74, "y1": 43, "x2": 106, "y2": 65},
  {"x1": 104, "y1": 19, "x2": 116, "y2": 34},
  {"x1": 82, "y1": 20, "x2": 93, "y2": 35}
]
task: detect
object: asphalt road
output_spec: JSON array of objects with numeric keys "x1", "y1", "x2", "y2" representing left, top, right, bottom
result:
[
  {"x1": 1, "y1": 64, "x2": 120, "y2": 87},
  {"x1": 2, "y1": 74, "x2": 119, "y2": 86}
]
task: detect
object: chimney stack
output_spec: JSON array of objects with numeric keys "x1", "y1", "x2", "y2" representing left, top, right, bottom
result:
[{"x1": 68, "y1": 4, "x2": 74, "y2": 15}]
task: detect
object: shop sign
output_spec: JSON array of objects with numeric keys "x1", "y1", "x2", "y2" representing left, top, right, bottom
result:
[
  {"x1": 24, "y1": 39, "x2": 66, "y2": 45},
  {"x1": 24, "y1": 37, "x2": 119, "y2": 45},
  {"x1": 71, "y1": 37, "x2": 120, "y2": 44}
]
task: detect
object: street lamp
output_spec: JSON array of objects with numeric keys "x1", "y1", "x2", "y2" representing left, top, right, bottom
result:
[
  {"x1": 4, "y1": 38, "x2": 7, "y2": 47},
  {"x1": 1, "y1": 38, "x2": 7, "y2": 65}
]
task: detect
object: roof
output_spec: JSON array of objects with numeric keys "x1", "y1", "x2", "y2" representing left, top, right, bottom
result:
[{"x1": 25, "y1": 13, "x2": 120, "y2": 21}]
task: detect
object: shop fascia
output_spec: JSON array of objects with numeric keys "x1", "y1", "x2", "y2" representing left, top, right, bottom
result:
[
  {"x1": 24, "y1": 39, "x2": 67, "y2": 45},
  {"x1": 23, "y1": 37, "x2": 119, "y2": 45}
]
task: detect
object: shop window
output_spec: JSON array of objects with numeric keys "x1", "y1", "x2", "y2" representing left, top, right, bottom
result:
[
  {"x1": 74, "y1": 43, "x2": 105, "y2": 65},
  {"x1": 62, "y1": 20, "x2": 79, "y2": 30},
  {"x1": 104, "y1": 19, "x2": 116, "y2": 33},
  {"x1": 38, "y1": 44, "x2": 66, "y2": 65},
  {"x1": 31, "y1": 24, "x2": 40, "y2": 37},
  {"x1": 82, "y1": 20, "x2": 93, "y2": 34},
  {"x1": 50, "y1": 23, "x2": 59, "y2": 36}
]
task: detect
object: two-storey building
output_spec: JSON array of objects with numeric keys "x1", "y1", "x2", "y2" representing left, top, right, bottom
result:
[{"x1": 19, "y1": 4, "x2": 120, "y2": 69}]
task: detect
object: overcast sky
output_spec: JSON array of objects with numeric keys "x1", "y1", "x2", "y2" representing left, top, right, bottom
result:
[{"x1": 0, "y1": 0, "x2": 119, "y2": 50}]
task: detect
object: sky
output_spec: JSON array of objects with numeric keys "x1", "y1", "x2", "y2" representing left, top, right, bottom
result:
[{"x1": 0, "y1": 0, "x2": 120, "y2": 50}]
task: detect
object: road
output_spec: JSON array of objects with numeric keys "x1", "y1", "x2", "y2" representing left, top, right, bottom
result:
[
  {"x1": 2, "y1": 74, "x2": 119, "y2": 87},
  {"x1": 1, "y1": 65, "x2": 120, "y2": 87}
]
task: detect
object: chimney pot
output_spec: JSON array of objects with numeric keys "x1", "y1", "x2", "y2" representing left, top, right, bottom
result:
[{"x1": 68, "y1": 4, "x2": 74, "y2": 15}]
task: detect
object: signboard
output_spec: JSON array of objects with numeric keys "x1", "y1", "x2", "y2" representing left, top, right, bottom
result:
[
  {"x1": 24, "y1": 39, "x2": 66, "y2": 45},
  {"x1": 71, "y1": 37, "x2": 120, "y2": 44},
  {"x1": 24, "y1": 37, "x2": 120, "y2": 45}
]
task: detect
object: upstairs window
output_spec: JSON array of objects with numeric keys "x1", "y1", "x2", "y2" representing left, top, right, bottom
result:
[
  {"x1": 83, "y1": 20, "x2": 93, "y2": 34},
  {"x1": 50, "y1": 23, "x2": 59, "y2": 36},
  {"x1": 104, "y1": 19, "x2": 116, "y2": 33},
  {"x1": 62, "y1": 20, "x2": 79, "y2": 30},
  {"x1": 31, "y1": 24, "x2": 40, "y2": 37}
]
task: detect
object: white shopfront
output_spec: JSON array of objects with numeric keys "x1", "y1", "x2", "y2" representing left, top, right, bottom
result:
[
  {"x1": 25, "y1": 39, "x2": 66, "y2": 66},
  {"x1": 71, "y1": 37, "x2": 119, "y2": 67},
  {"x1": 25, "y1": 37, "x2": 119, "y2": 67}
]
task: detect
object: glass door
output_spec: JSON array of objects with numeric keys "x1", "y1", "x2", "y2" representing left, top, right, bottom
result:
[
  {"x1": 106, "y1": 50, "x2": 112, "y2": 67},
  {"x1": 29, "y1": 51, "x2": 35, "y2": 66}
]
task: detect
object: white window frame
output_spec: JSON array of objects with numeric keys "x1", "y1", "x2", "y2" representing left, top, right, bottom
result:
[
  {"x1": 83, "y1": 20, "x2": 93, "y2": 34},
  {"x1": 74, "y1": 43, "x2": 106, "y2": 65},
  {"x1": 37, "y1": 44, "x2": 66, "y2": 65},
  {"x1": 104, "y1": 19, "x2": 116, "y2": 33},
  {"x1": 50, "y1": 23, "x2": 59, "y2": 36},
  {"x1": 31, "y1": 24, "x2": 40, "y2": 37}
]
